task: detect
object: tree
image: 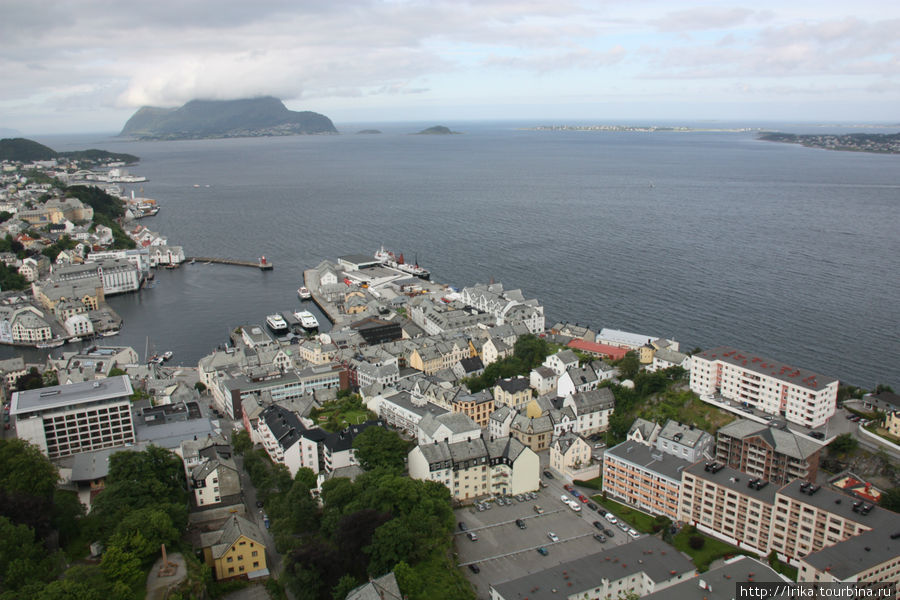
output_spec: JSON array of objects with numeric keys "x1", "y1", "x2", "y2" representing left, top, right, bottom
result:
[
  {"x1": 829, "y1": 433, "x2": 858, "y2": 455},
  {"x1": 616, "y1": 352, "x2": 640, "y2": 380},
  {"x1": 876, "y1": 487, "x2": 900, "y2": 515},
  {"x1": 331, "y1": 574, "x2": 360, "y2": 600},
  {"x1": 352, "y1": 427, "x2": 409, "y2": 472},
  {"x1": 231, "y1": 430, "x2": 252, "y2": 455},
  {"x1": 513, "y1": 334, "x2": 549, "y2": 370},
  {"x1": 194, "y1": 381, "x2": 207, "y2": 393},
  {"x1": 100, "y1": 546, "x2": 143, "y2": 587},
  {"x1": 875, "y1": 384, "x2": 895, "y2": 394},
  {"x1": 688, "y1": 534, "x2": 705, "y2": 550}
]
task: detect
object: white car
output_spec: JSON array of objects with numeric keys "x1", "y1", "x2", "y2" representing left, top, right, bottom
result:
[
  {"x1": 547, "y1": 532, "x2": 560, "y2": 543},
  {"x1": 604, "y1": 512, "x2": 618, "y2": 524},
  {"x1": 567, "y1": 500, "x2": 582, "y2": 512},
  {"x1": 628, "y1": 528, "x2": 640, "y2": 539},
  {"x1": 560, "y1": 494, "x2": 570, "y2": 503}
]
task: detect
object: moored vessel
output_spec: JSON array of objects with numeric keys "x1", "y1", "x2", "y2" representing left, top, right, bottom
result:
[
  {"x1": 266, "y1": 314, "x2": 289, "y2": 333},
  {"x1": 293, "y1": 310, "x2": 319, "y2": 330},
  {"x1": 297, "y1": 286, "x2": 311, "y2": 300}
]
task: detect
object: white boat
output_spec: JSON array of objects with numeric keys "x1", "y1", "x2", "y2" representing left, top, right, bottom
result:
[
  {"x1": 293, "y1": 310, "x2": 319, "y2": 330},
  {"x1": 100, "y1": 329, "x2": 120, "y2": 337},
  {"x1": 297, "y1": 286, "x2": 312, "y2": 300},
  {"x1": 162, "y1": 351, "x2": 173, "y2": 361},
  {"x1": 36, "y1": 339, "x2": 65, "y2": 349},
  {"x1": 68, "y1": 337, "x2": 82, "y2": 343},
  {"x1": 374, "y1": 245, "x2": 431, "y2": 280},
  {"x1": 266, "y1": 314, "x2": 289, "y2": 332}
]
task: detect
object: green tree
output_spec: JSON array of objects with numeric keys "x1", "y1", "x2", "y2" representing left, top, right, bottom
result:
[
  {"x1": 352, "y1": 427, "x2": 409, "y2": 473},
  {"x1": 231, "y1": 430, "x2": 252, "y2": 455},
  {"x1": 512, "y1": 334, "x2": 549, "y2": 369},
  {"x1": 100, "y1": 545, "x2": 142, "y2": 587},
  {"x1": 615, "y1": 351, "x2": 640, "y2": 380},
  {"x1": 331, "y1": 574, "x2": 360, "y2": 600},
  {"x1": 108, "y1": 507, "x2": 179, "y2": 562},
  {"x1": 879, "y1": 487, "x2": 900, "y2": 513},
  {"x1": 829, "y1": 433, "x2": 858, "y2": 455}
]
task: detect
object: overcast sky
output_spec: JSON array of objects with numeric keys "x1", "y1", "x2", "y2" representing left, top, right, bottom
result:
[{"x1": 2, "y1": 0, "x2": 898, "y2": 134}]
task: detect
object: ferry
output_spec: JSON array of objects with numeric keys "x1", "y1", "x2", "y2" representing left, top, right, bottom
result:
[
  {"x1": 266, "y1": 314, "x2": 289, "y2": 333},
  {"x1": 374, "y1": 246, "x2": 430, "y2": 280},
  {"x1": 297, "y1": 286, "x2": 312, "y2": 300},
  {"x1": 293, "y1": 310, "x2": 319, "y2": 330}
]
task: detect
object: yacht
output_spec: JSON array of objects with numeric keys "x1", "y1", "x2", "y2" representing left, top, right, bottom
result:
[
  {"x1": 266, "y1": 314, "x2": 289, "y2": 333},
  {"x1": 297, "y1": 286, "x2": 312, "y2": 300},
  {"x1": 162, "y1": 351, "x2": 174, "y2": 361},
  {"x1": 293, "y1": 310, "x2": 319, "y2": 330}
]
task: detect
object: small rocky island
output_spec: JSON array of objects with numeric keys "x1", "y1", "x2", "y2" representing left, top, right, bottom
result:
[
  {"x1": 759, "y1": 131, "x2": 900, "y2": 154},
  {"x1": 119, "y1": 96, "x2": 338, "y2": 140},
  {"x1": 357, "y1": 129, "x2": 382, "y2": 134},
  {"x1": 416, "y1": 125, "x2": 459, "y2": 135}
]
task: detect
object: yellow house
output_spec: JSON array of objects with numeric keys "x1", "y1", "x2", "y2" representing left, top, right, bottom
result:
[
  {"x1": 887, "y1": 411, "x2": 900, "y2": 439},
  {"x1": 199, "y1": 515, "x2": 267, "y2": 581},
  {"x1": 638, "y1": 344, "x2": 655, "y2": 364}
]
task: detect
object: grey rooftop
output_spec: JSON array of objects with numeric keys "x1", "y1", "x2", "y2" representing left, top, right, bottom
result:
[{"x1": 11, "y1": 375, "x2": 133, "y2": 416}]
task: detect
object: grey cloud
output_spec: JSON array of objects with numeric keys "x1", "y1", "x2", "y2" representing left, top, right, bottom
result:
[{"x1": 654, "y1": 7, "x2": 755, "y2": 32}]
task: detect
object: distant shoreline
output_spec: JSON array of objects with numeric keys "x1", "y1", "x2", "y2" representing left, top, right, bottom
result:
[
  {"x1": 758, "y1": 132, "x2": 900, "y2": 155},
  {"x1": 522, "y1": 125, "x2": 760, "y2": 133}
]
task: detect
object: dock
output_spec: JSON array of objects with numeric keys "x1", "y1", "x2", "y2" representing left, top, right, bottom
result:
[{"x1": 187, "y1": 256, "x2": 273, "y2": 270}]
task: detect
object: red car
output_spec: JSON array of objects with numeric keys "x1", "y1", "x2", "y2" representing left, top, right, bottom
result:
[
  {"x1": 563, "y1": 484, "x2": 573, "y2": 492},
  {"x1": 580, "y1": 496, "x2": 589, "y2": 503}
]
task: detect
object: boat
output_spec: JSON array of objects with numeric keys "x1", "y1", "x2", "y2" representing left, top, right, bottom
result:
[
  {"x1": 293, "y1": 310, "x2": 319, "y2": 330},
  {"x1": 266, "y1": 314, "x2": 289, "y2": 333},
  {"x1": 297, "y1": 286, "x2": 312, "y2": 300},
  {"x1": 162, "y1": 351, "x2": 173, "y2": 361},
  {"x1": 374, "y1": 245, "x2": 431, "y2": 279},
  {"x1": 100, "y1": 329, "x2": 120, "y2": 337},
  {"x1": 36, "y1": 339, "x2": 65, "y2": 349},
  {"x1": 68, "y1": 337, "x2": 82, "y2": 343}
]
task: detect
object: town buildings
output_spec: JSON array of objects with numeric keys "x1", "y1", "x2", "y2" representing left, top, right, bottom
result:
[
  {"x1": 602, "y1": 439, "x2": 693, "y2": 521},
  {"x1": 199, "y1": 515, "x2": 268, "y2": 581}
]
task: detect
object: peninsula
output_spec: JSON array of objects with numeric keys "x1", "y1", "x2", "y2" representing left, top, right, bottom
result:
[
  {"x1": 758, "y1": 131, "x2": 900, "y2": 154},
  {"x1": 0, "y1": 137, "x2": 138, "y2": 165},
  {"x1": 119, "y1": 96, "x2": 338, "y2": 140}
]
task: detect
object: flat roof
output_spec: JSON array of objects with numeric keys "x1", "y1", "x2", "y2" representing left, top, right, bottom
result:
[
  {"x1": 605, "y1": 439, "x2": 695, "y2": 483},
  {"x1": 683, "y1": 460, "x2": 780, "y2": 506},
  {"x1": 491, "y1": 536, "x2": 694, "y2": 600},
  {"x1": 11, "y1": 375, "x2": 133, "y2": 416},
  {"x1": 643, "y1": 556, "x2": 784, "y2": 600},
  {"x1": 696, "y1": 346, "x2": 837, "y2": 392},
  {"x1": 802, "y1": 527, "x2": 900, "y2": 579},
  {"x1": 777, "y1": 479, "x2": 900, "y2": 531}
]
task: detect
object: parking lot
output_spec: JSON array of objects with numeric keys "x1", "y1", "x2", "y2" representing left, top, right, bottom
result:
[{"x1": 455, "y1": 478, "x2": 639, "y2": 598}]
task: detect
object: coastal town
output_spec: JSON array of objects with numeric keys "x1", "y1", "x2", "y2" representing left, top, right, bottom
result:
[
  {"x1": 2, "y1": 150, "x2": 900, "y2": 600},
  {"x1": 0, "y1": 150, "x2": 184, "y2": 348}
]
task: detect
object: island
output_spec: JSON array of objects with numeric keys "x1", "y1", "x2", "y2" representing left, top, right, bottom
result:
[
  {"x1": 416, "y1": 125, "x2": 459, "y2": 135},
  {"x1": 0, "y1": 137, "x2": 138, "y2": 165},
  {"x1": 356, "y1": 129, "x2": 382, "y2": 134},
  {"x1": 758, "y1": 131, "x2": 900, "y2": 154},
  {"x1": 119, "y1": 96, "x2": 338, "y2": 140}
]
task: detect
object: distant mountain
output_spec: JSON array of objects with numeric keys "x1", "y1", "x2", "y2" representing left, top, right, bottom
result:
[
  {"x1": 0, "y1": 138, "x2": 139, "y2": 164},
  {"x1": 416, "y1": 125, "x2": 459, "y2": 135},
  {"x1": 0, "y1": 138, "x2": 56, "y2": 161},
  {"x1": 119, "y1": 97, "x2": 338, "y2": 140}
]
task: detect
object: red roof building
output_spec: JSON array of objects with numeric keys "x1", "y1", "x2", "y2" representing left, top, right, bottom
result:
[{"x1": 567, "y1": 339, "x2": 627, "y2": 361}]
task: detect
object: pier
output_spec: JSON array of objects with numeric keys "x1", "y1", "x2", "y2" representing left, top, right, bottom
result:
[{"x1": 187, "y1": 256, "x2": 273, "y2": 270}]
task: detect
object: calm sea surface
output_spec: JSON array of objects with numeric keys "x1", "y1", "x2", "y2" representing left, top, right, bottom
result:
[{"x1": 16, "y1": 121, "x2": 900, "y2": 388}]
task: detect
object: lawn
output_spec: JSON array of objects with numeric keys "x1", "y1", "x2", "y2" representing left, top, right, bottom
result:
[
  {"x1": 671, "y1": 526, "x2": 756, "y2": 572},
  {"x1": 315, "y1": 408, "x2": 372, "y2": 432},
  {"x1": 592, "y1": 495, "x2": 669, "y2": 534},
  {"x1": 642, "y1": 388, "x2": 736, "y2": 432}
]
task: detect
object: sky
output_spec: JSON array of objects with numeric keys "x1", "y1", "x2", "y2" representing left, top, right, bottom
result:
[{"x1": 1, "y1": 0, "x2": 899, "y2": 134}]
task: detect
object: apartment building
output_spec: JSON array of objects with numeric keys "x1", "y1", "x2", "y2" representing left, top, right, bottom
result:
[
  {"x1": 11, "y1": 375, "x2": 135, "y2": 459},
  {"x1": 451, "y1": 389, "x2": 494, "y2": 428},
  {"x1": 679, "y1": 461, "x2": 777, "y2": 556},
  {"x1": 690, "y1": 347, "x2": 838, "y2": 428},
  {"x1": 602, "y1": 439, "x2": 692, "y2": 521},
  {"x1": 492, "y1": 376, "x2": 532, "y2": 411},
  {"x1": 680, "y1": 460, "x2": 900, "y2": 574},
  {"x1": 490, "y1": 536, "x2": 695, "y2": 600},
  {"x1": 716, "y1": 419, "x2": 823, "y2": 485},
  {"x1": 408, "y1": 435, "x2": 539, "y2": 501}
]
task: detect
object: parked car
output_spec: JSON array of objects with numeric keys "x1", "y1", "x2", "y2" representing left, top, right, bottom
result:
[
  {"x1": 594, "y1": 442, "x2": 606, "y2": 449},
  {"x1": 593, "y1": 521, "x2": 604, "y2": 529},
  {"x1": 515, "y1": 518, "x2": 527, "y2": 529},
  {"x1": 458, "y1": 522, "x2": 468, "y2": 531},
  {"x1": 563, "y1": 484, "x2": 573, "y2": 492},
  {"x1": 628, "y1": 528, "x2": 640, "y2": 539},
  {"x1": 617, "y1": 520, "x2": 630, "y2": 531},
  {"x1": 604, "y1": 528, "x2": 615, "y2": 537},
  {"x1": 543, "y1": 470, "x2": 554, "y2": 479},
  {"x1": 567, "y1": 500, "x2": 582, "y2": 512},
  {"x1": 533, "y1": 505, "x2": 544, "y2": 514},
  {"x1": 587, "y1": 502, "x2": 598, "y2": 511},
  {"x1": 468, "y1": 564, "x2": 480, "y2": 574},
  {"x1": 604, "y1": 512, "x2": 618, "y2": 524},
  {"x1": 466, "y1": 531, "x2": 478, "y2": 541},
  {"x1": 593, "y1": 533, "x2": 606, "y2": 542},
  {"x1": 580, "y1": 496, "x2": 589, "y2": 504},
  {"x1": 537, "y1": 547, "x2": 548, "y2": 556},
  {"x1": 547, "y1": 532, "x2": 559, "y2": 542},
  {"x1": 560, "y1": 494, "x2": 570, "y2": 503}
]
